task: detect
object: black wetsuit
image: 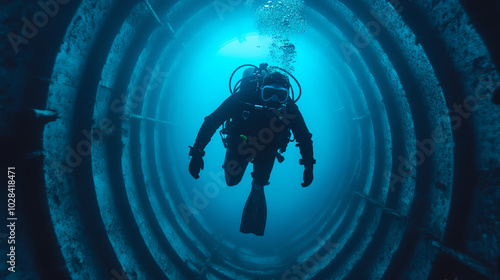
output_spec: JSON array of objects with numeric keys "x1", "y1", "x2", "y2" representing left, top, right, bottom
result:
[{"x1": 192, "y1": 94, "x2": 314, "y2": 187}]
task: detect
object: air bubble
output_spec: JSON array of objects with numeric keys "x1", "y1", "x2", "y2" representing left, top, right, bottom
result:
[{"x1": 249, "y1": 0, "x2": 307, "y2": 72}]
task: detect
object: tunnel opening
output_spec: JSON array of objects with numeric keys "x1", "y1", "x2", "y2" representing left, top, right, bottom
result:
[{"x1": 1, "y1": 0, "x2": 499, "y2": 279}]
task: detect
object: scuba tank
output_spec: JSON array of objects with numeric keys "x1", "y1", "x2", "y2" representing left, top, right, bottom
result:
[{"x1": 220, "y1": 63, "x2": 303, "y2": 162}]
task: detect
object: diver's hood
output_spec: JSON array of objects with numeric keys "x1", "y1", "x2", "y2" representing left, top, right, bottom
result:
[{"x1": 263, "y1": 71, "x2": 290, "y2": 89}]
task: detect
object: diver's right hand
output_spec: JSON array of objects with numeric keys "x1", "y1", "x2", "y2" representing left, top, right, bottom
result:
[{"x1": 189, "y1": 155, "x2": 204, "y2": 179}]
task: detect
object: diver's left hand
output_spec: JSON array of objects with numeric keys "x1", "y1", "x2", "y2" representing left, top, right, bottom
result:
[{"x1": 301, "y1": 166, "x2": 313, "y2": 187}]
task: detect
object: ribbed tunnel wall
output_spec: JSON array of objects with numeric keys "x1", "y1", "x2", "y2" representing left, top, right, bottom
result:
[{"x1": 2, "y1": 0, "x2": 499, "y2": 279}]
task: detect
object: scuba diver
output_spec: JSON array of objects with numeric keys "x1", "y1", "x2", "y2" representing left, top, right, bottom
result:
[{"x1": 188, "y1": 63, "x2": 315, "y2": 236}]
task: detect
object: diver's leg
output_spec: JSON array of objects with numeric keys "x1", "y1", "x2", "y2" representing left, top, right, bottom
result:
[
  {"x1": 240, "y1": 153, "x2": 276, "y2": 236},
  {"x1": 222, "y1": 143, "x2": 249, "y2": 186},
  {"x1": 251, "y1": 152, "x2": 276, "y2": 186}
]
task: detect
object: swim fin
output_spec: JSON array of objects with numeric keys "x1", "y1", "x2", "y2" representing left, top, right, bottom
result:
[{"x1": 240, "y1": 180, "x2": 267, "y2": 236}]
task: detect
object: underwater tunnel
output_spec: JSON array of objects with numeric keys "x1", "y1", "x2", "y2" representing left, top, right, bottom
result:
[{"x1": 2, "y1": 0, "x2": 500, "y2": 279}]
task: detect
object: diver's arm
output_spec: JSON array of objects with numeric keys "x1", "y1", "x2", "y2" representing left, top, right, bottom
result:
[
  {"x1": 189, "y1": 96, "x2": 238, "y2": 179},
  {"x1": 191, "y1": 96, "x2": 238, "y2": 151},
  {"x1": 288, "y1": 102, "x2": 315, "y2": 187},
  {"x1": 288, "y1": 102, "x2": 315, "y2": 163}
]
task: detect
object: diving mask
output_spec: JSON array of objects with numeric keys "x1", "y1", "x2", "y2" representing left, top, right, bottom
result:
[{"x1": 261, "y1": 84, "x2": 289, "y2": 103}]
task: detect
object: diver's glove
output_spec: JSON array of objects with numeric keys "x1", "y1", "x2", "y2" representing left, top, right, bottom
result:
[
  {"x1": 299, "y1": 158, "x2": 316, "y2": 187},
  {"x1": 188, "y1": 146, "x2": 205, "y2": 179}
]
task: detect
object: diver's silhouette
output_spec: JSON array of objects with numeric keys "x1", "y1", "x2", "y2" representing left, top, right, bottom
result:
[{"x1": 188, "y1": 63, "x2": 315, "y2": 236}]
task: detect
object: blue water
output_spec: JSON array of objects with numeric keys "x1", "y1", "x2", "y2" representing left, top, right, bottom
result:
[{"x1": 160, "y1": 8, "x2": 352, "y2": 257}]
